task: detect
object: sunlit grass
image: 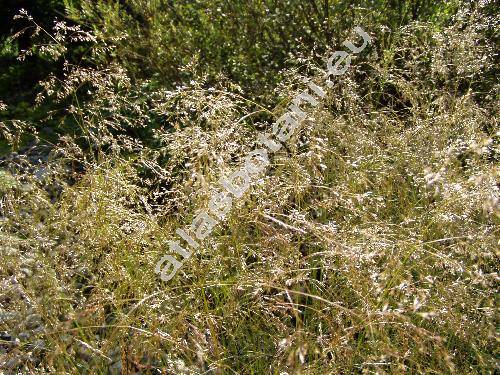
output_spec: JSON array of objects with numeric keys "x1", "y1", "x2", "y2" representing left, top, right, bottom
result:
[{"x1": 0, "y1": 1, "x2": 498, "y2": 373}]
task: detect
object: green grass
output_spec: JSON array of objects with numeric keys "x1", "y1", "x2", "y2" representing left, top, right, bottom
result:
[{"x1": 0, "y1": 1, "x2": 498, "y2": 373}]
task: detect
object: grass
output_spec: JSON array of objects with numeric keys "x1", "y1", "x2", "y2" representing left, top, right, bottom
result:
[{"x1": 0, "y1": 1, "x2": 498, "y2": 374}]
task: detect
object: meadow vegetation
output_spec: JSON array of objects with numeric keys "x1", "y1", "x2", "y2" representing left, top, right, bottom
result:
[{"x1": 0, "y1": 0, "x2": 498, "y2": 373}]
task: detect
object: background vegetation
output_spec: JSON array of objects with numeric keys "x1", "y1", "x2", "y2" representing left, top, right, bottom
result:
[{"x1": 0, "y1": 0, "x2": 498, "y2": 373}]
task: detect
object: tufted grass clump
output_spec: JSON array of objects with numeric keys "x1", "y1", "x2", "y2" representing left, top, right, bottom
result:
[{"x1": 0, "y1": 1, "x2": 498, "y2": 373}]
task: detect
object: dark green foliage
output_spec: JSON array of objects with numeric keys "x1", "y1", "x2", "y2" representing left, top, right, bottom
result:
[{"x1": 65, "y1": 0, "x2": 462, "y2": 97}]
